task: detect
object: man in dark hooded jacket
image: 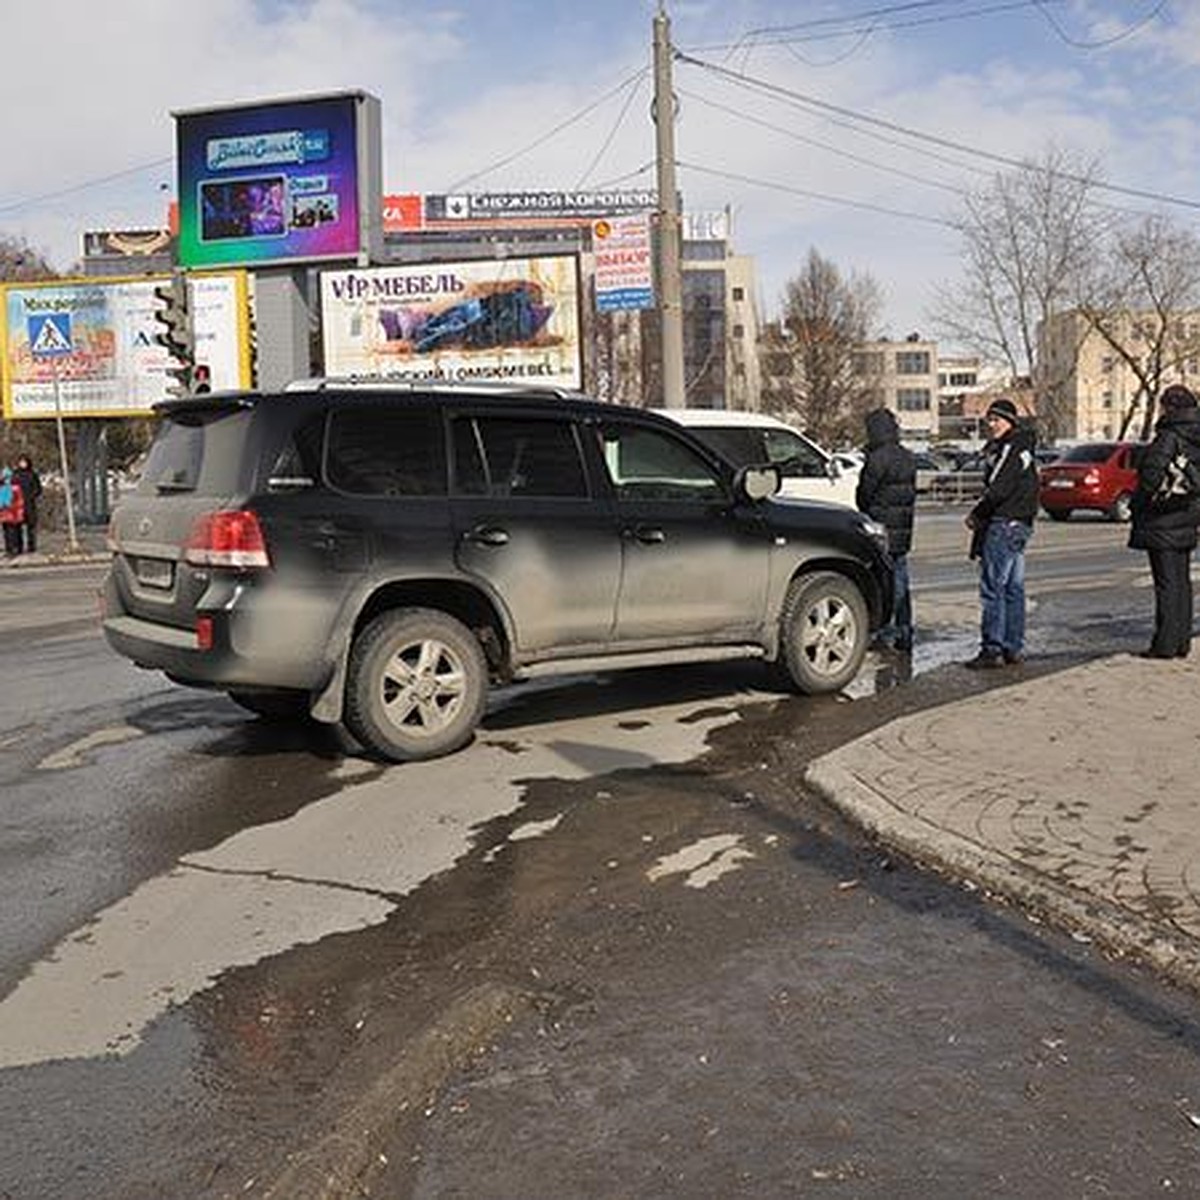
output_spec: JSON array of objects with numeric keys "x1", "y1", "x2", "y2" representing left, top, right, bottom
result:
[
  {"x1": 1129, "y1": 384, "x2": 1200, "y2": 658},
  {"x1": 857, "y1": 408, "x2": 917, "y2": 651},
  {"x1": 964, "y1": 398, "x2": 1039, "y2": 668}
]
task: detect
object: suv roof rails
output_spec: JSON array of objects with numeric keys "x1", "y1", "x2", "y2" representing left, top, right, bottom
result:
[{"x1": 284, "y1": 376, "x2": 588, "y2": 400}]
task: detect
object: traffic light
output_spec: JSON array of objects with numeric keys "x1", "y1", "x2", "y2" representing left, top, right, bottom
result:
[{"x1": 153, "y1": 272, "x2": 194, "y2": 396}]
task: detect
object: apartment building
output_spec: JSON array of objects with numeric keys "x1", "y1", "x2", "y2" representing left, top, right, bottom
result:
[
  {"x1": 1040, "y1": 309, "x2": 1200, "y2": 440},
  {"x1": 853, "y1": 334, "x2": 940, "y2": 439}
]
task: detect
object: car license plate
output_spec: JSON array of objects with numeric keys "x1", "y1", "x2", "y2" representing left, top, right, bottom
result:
[
  {"x1": 1048, "y1": 479, "x2": 1074, "y2": 489},
  {"x1": 135, "y1": 557, "x2": 174, "y2": 589}
]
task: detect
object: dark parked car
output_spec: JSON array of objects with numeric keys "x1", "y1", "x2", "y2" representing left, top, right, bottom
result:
[
  {"x1": 1038, "y1": 441, "x2": 1140, "y2": 522},
  {"x1": 103, "y1": 383, "x2": 893, "y2": 762}
]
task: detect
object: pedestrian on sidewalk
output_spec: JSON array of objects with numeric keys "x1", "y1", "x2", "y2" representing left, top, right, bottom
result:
[
  {"x1": 963, "y1": 398, "x2": 1039, "y2": 669},
  {"x1": 1128, "y1": 384, "x2": 1200, "y2": 659},
  {"x1": 0, "y1": 466, "x2": 26, "y2": 558},
  {"x1": 12, "y1": 454, "x2": 42, "y2": 554},
  {"x1": 856, "y1": 407, "x2": 917, "y2": 651}
]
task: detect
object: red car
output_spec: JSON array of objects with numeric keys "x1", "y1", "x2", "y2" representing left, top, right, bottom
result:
[{"x1": 1038, "y1": 442, "x2": 1140, "y2": 522}]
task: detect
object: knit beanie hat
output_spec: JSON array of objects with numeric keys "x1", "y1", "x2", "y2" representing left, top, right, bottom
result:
[{"x1": 985, "y1": 398, "x2": 1019, "y2": 425}]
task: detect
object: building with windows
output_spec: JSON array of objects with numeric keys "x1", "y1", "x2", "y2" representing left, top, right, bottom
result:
[
  {"x1": 1040, "y1": 309, "x2": 1200, "y2": 440},
  {"x1": 681, "y1": 220, "x2": 760, "y2": 411},
  {"x1": 853, "y1": 334, "x2": 940, "y2": 439}
]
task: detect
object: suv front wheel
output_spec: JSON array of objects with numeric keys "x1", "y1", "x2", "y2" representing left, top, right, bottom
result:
[
  {"x1": 778, "y1": 571, "x2": 869, "y2": 694},
  {"x1": 344, "y1": 608, "x2": 488, "y2": 762}
]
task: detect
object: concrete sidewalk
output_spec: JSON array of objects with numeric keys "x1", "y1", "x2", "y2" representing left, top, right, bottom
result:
[
  {"x1": 1, "y1": 526, "x2": 109, "y2": 568},
  {"x1": 807, "y1": 652, "x2": 1200, "y2": 994}
]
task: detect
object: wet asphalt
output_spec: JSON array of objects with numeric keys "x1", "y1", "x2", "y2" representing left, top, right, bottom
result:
[{"x1": 5, "y1": 514, "x2": 1199, "y2": 1198}]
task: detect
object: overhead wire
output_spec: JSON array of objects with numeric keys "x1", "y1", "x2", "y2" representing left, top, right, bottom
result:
[
  {"x1": 445, "y1": 66, "x2": 650, "y2": 193},
  {"x1": 0, "y1": 158, "x2": 174, "y2": 216},
  {"x1": 675, "y1": 51, "x2": 1200, "y2": 213},
  {"x1": 574, "y1": 71, "x2": 647, "y2": 189},
  {"x1": 685, "y1": 0, "x2": 1066, "y2": 55},
  {"x1": 677, "y1": 161, "x2": 958, "y2": 229},
  {"x1": 1033, "y1": 0, "x2": 1169, "y2": 49}
]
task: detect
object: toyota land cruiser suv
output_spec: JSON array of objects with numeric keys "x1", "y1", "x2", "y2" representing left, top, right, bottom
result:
[{"x1": 103, "y1": 382, "x2": 893, "y2": 762}]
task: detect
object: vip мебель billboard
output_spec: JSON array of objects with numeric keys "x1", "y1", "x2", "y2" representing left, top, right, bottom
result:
[
  {"x1": 175, "y1": 91, "x2": 381, "y2": 270},
  {"x1": 320, "y1": 256, "x2": 582, "y2": 387}
]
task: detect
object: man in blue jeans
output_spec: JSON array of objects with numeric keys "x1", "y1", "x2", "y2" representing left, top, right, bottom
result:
[{"x1": 964, "y1": 398, "x2": 1039, "y2": 668}]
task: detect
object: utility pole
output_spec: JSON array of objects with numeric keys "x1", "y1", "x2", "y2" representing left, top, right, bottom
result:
[{"x1": 653, "y1": 2, "x2": 686, "y2": 408}]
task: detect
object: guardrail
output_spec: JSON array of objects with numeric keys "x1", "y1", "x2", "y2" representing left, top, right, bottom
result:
[{"x1": 922, "y1": 470, "x2": 987, "y2": 505}]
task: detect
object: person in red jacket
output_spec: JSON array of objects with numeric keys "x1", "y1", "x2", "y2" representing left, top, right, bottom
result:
[{"x1": 0, "y1": 466, "x2": 26, "y2": 557}]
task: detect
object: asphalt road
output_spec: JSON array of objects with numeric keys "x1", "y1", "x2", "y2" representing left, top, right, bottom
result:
[{"x1": 2, "y1": 514, "x2": 1196, "y2": 1199}]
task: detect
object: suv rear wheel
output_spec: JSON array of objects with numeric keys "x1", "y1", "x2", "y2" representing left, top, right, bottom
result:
[
  {"x1": 778, "y1": 571, "x2": 869, "y2": 694},
  {"x1": 344, "y1": 608, "x2": 488, "y2": 762}
]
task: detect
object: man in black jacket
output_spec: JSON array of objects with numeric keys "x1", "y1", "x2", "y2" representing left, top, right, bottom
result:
[
  {"x1": 857, "y1": 408, "x2": 917, "y2": 651},
  {"x1": 1128, "y1": 384, "x2": 1200, "y2": 658},
  {"x1": 12, "y1": 454, "x2": 41, "y2": 555},
  {"x1": 964, "y1": 398, "x2": 1039, "y2": 668}
]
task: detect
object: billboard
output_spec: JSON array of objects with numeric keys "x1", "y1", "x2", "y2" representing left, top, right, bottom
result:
[
  {"x1": 1, "y1": 273, "x2": 250, "y2": 419},
  {"x1": 592, "y1": 215, "x2": 654, "y2": 312},
  {"x1": 382, "y1": 190, "x2": 659, "y2": 234},
  {"x1": 320, "y1": 257, "x2": 582, "y2": 387},
  {"x1": 176, "y1": 91, "x2": 381, "y2": 269}
]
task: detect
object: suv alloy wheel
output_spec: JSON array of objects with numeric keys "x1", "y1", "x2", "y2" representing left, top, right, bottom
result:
[{"x1": 344, "y1": 608, "x2": 489, "y2": 761}]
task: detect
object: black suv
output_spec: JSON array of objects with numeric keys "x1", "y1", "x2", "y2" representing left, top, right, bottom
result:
[{"x1": 103, "y1": 383, "x2": 893, "y2": 761}]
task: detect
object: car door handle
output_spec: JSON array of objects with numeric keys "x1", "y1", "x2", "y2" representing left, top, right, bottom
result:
[
  {"x1": 463, "y1": 525, "x2": 510, "y2": 547},
  {"x1": 625, "y1": 525, "x2": 665, "y2": 545}
]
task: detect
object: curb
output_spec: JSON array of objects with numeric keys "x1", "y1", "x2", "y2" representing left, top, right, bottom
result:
[
  {"x1": 260, "y1": 981, "x2": 535, "y2": 1199},
  {"x1": 804, "y1": 756, "x2": 1200, "y2": 997}
]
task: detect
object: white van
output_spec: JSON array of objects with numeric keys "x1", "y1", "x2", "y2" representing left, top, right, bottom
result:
[{"x1": 656, "y1": 409, "x2": 859, "y2": 507}]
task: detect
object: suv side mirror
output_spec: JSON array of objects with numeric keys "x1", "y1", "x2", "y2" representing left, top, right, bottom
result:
[
  {"x1": 826, "y1": 458, "x2": 841, "y2": 481},
  {"x1": 738, "y1": 465, "x2": 780, "y2": 502}
]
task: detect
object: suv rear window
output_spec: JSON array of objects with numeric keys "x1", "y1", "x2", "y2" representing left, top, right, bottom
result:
[
  {"x1": 327, "y1": 407, "x2": 447, "y2": 496},
  {"x1": 136, "y1": 408, "x2": 252, "y2": 496}
]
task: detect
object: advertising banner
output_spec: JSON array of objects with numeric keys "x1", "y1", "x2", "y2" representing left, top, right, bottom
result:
[
  {"x1": 592, "y1": 215, "x2": 654, "y2": 312},
  {"x1": 176, "y1": 91, "x2": 381, "y2": 269},
  {"x1": 320, "y1": 256, "x2": 582, "y2": 387},
  {"x1": 1, "y1": 273, "x2": 250, "y2": 419},
  {"x1": 382, "y1": 190, "x2": 659, "y2": 233}
]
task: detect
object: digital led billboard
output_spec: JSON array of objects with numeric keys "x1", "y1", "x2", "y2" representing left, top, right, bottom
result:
[{"x1": 175, "y1": 91, "x2": 381, "y2": 269}]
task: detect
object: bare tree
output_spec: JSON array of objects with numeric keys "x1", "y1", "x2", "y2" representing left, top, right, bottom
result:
[
  {"x1": 0, "y1": 234, "x2": 55, "y2": 282},
  {"x1": 930, "y1": 147, "x2": 1107, "y2": 440},
  {"x1": 765, "y1": 248, "x2": 881, "y2": 445},
  {"x1": 0, "y1": 234, "x2": 60, "y2": 466},
  {"x1": 1082, "y1": 214, "x2": 1200, "y2": 440}
]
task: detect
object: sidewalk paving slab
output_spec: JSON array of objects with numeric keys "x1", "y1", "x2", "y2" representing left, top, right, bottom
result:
[{"x1": 807, "y1": 652, "x2": 1200, "y2": 995}]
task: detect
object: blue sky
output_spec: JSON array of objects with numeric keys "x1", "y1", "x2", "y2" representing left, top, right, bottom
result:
[{"x1": 1, "y1": 1, "x2": 1196, "y2": 338}]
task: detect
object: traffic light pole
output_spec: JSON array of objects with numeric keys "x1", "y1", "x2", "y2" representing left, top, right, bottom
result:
[
  {"x1": 51, "y1": 356, "x2": 80, "y2": 553},
  {"x1": 653, "y1": 3, "x2": 686, "y2": 409}
]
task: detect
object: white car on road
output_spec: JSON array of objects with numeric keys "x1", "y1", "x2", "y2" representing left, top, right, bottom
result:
[{"x1": 656, "y1": 409, "x2": 859, "y2": 508}]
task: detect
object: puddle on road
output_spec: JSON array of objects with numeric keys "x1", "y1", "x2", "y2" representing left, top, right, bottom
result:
[{"x1": 0, "y1": 691, "x2": 767, "y2": 1069}]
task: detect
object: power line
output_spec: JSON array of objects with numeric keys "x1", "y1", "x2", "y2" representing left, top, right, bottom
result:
[
  {"x1": 445, "y1": 67, "x2": 650, "y2": 193},
  {"x1": 0, "y1": 158, "x2": 173, "y2": 216},
  {"x1": 683, "y1": 0, "x2": 1063, "y2": 54},
  {"x1": 1033, "y1": 0, "x2": 1168, "y2": 50},
  {"x1": 677, "y1": 160, "x2": 958, "y2": 228},
  {"x1": 676, "y1": 51, "x2": 1200, "y2": 213},
  {"x1": 678, "y1": 88, "x2": 971, "y2": 196},
  {"x1": 575, "y1": 72, "x2": 647, "y2": 189}
]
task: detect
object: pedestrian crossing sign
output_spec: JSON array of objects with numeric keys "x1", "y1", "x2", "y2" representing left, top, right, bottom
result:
[{"x1": 27, "y1": 312, "x2": 73, "y2": 357}]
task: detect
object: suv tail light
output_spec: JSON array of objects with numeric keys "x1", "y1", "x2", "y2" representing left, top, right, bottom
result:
[
  {"x1": 184, "y1": 510, "x2": 270, "y2": 569},
  {"x1": 1082, "y1": 470, "x2": 1101, "y2": 486}
]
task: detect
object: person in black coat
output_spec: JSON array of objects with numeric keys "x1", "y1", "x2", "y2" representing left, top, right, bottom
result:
[
  {"x1": 12, "y1": 454, "x2": 42, "y2": 554},
  {"x1": 1128, "y1": 384, "x2": 1200, "y2": 658},
  {"x1": 857, "y1": 407, "x2": 917, "y2": 651}
]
